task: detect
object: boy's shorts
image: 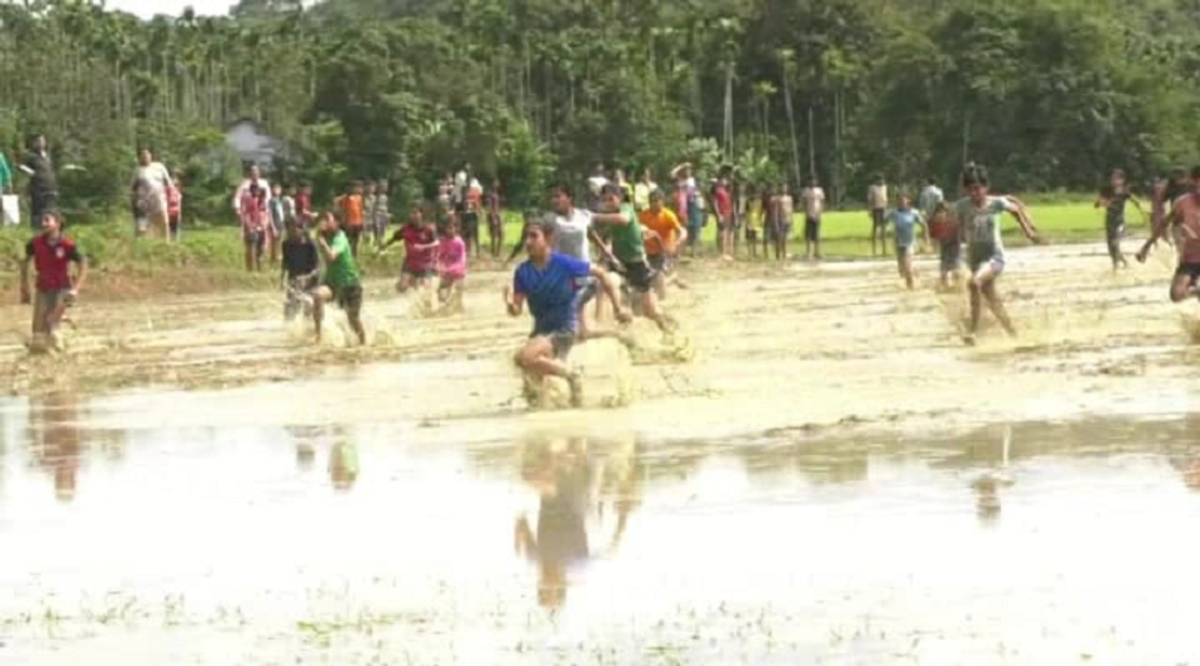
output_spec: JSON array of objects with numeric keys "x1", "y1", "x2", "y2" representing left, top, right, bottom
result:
[
  {"x1": 967, "y1": 245, "x2": 1005, "y2": 275},
  {"x1": 939, "y1": 241, "x2": 962, "y2": 273},
  {"x1": 623, "y1": 261, "x2": 656, "y2": 294},
  {"x1": 804, "y1": 215, "x2": 821, "y2": 241}
]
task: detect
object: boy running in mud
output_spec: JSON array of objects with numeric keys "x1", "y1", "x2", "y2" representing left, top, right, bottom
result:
[
  {"x1": 886, "y1": 195, "x2": 927, "y2": 290},
  {"x1": 1094, "y1": 169, "x2": 1146, "y2": 271},
  {"x1": 954, "y1": 164, "x2": 1041, "y2": 344},
  {"x1": 592, "y1": 184, "x2": 675, "y2": 333},
  {"x1": 437, "y1": 218, "x2": 467, "y2": 311},
  {"x1": 381, "y1": 206, "x2": 439, "y2": 293},
  {"x1": 312, "y1": 211, "x2": 366, "y2": 345},
  {"x1": 504, "y1": 220, "x2": 627, "y2": 407},
  {"x1": 19, "y1": 212, "x2": 86, "y2": 352},
  {"x1": 928, "y1": 202, "x2": 960, "y2": 288},
  {"x1": 639, "y1": 189, "x2": 688, "y2": 298},
  {"x1": 1137, "y1": 165, "x2": 1200, "y2": 303},
  {"x1": 281, "y1": 218, "x2": 320, "y2": 321}
]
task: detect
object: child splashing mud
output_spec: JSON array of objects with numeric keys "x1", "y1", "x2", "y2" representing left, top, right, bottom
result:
[
  {"x1": 592, "y1": 184, "x2": 676, "y2": 334},
  {"x1": 436, "y1": 218, "x2": 467, "y2": 313},
  {"x1": 311, "y1": 211, "x2": 366, "y2": 346},
  {"x1": 1137, "y1": 165, "x2": 1200, "y2": 306},
  {"x1": 928, "y1": 202, "x2": 961, "y2": 288},
  {"x1": 885, "y1": 195, "x2": 927, "y2": 290},
  {"x1": 19, "y1": 212, "x2": 87, "y2": 352},
  {"x1": 504, "y1": 220, "x2": 628, "y2": 408},
  {"x1": 381, "y1": 205, "x2": 438, "y2": 294},
  {"x1": 953, "y1": 163, "x2": 1041, "y2": 345},
  {"x1": 1094, "y1": 169, "x2": 1146, "y2": 271}
]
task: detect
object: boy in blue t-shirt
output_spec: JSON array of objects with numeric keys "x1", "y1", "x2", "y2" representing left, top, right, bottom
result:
[
  {"x1": 504, "y1": 220, "x2": 628, "y2": 407},
  {"x1": 885, "y1": 195, "x2": 927, "y2": 290}
]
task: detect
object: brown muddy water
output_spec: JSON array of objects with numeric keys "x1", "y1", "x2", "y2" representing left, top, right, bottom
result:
[{"x1": 1, "y1": 242, "x2": 1200, "y2": 664}]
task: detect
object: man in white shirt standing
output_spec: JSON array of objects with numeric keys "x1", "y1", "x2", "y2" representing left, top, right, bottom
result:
[
  {"x1": 867, "y1": 174, "x2": 889, "y2": 256},
  {"x1": 800, "y1": 177, "x2": 826, "y2": 260},
  {"x1": 586, "y1": 162, "x2": 608, "y2": 212},
  {"x1": 131, "y1": 148, "x2": 175, "y2": 241}
]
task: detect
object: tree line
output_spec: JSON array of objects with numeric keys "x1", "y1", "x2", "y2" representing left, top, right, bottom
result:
[{"x1": 1, "y1": 0, "x2": 1198, "y2": 224}]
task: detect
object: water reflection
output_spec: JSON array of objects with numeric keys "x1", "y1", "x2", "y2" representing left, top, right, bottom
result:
[
  {"x1": 514, "y1": 436, "x2": 643, "y2": 609},
  {"x1": 329, "y1": 440, "x2": 358, "y2": 490},
  {"x1": 26, "y1": 392, "x2": 83, "y2": 502}
]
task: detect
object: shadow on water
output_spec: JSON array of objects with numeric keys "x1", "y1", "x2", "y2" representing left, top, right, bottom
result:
[{"x1": 2, "y1": 401, "x2": 1200, "y2": 663}]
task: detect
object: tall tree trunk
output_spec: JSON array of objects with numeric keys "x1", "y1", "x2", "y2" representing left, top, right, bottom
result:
[
  {"x1": 723, "y1": 63, "x2": 733, "y2": 163},
  {"x1": 781, "y1": 65, "x2": 802, "y2": 188},
  {"x1": 807, "y1": 104, "x2": 816, "y2": 180}
]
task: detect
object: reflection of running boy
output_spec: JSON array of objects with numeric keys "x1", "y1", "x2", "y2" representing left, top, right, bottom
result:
[
  {"x1": 312, "y1": 211, "x2": 366, "y2": 345},
  {"x1": 19, "y1": 213, "x2": 87, "y2": 352},
  {"x1": 886, "y1": 195, "x2": 926, "y2": 290},
  {"x1": 504, "y1": 221, "x2": 627, "y2": 408}
]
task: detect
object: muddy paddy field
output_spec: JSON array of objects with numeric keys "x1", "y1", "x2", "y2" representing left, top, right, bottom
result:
[{"x1": 2, "y1": 242, "x2": 1200, "y2": 664}]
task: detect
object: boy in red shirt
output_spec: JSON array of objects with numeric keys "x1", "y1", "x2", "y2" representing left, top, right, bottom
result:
[{"x1": 19, "y1": 212, "x2": 87, "y2": 352}]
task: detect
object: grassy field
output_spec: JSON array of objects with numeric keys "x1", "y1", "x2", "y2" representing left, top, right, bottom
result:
[{"x1": 0, "y1": 200, "x2": 1142, "y2": 297}]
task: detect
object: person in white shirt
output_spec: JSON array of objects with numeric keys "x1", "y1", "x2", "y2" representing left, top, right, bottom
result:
[
  {"x1": 633, "y1": 168, "x2": 656, "y2": 212},
  {"x1": 800, "y1": 177, "x2": 826, "y2": 260},
  {"x1": 586, "y1": 162, "x2": 608, "y2": 212},
  {"x1": 867, "y1": 175, "x2": 889, "y2": 256},
  {"x1": 131, "y1": 148, "x2": 175, "y2": 241},
  {"x1": 232, "y1": 164, "x2": 271, "y2": 212}
]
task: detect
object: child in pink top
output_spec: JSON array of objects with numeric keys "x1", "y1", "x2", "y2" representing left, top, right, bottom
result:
[{"x1": 437, "y1": 218, "x2": 467, "y2": 308}]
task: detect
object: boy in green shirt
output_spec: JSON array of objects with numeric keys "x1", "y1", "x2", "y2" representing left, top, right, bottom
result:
[
  {"x1": 312, "y1": 210, "x2": 366, "y2": 345},
  {"x1": 592, "y1": 184, "x2": 675, "y2": 334}
]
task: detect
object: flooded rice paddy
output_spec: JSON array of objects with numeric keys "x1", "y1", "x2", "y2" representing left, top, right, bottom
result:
[{"x1": 1, "y1": 242, "x2": 1200, "y2": 664}]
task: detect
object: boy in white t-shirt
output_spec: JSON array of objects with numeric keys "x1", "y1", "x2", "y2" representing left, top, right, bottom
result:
[{"x1": 800, "y1": 177, "x2": 826, "y2": 260}]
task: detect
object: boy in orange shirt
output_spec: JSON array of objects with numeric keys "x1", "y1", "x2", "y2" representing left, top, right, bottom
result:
[
  {"x1": 336, "y1": 181, "x2": 366, "y2": 256},
  {"x1": 638, "y1": 189, "x2": 688, "y2": 299}
]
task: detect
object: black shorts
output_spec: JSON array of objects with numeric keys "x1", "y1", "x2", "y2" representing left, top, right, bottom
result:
[
  {"x1": 462, "y1": 212, "x2": 480, "y2": 239},
  {"x1": 745, "y1": 227, "x2": 759, "y2": 242},
  {"x1": 871, "y1": 208, "x2": 886, "y2": 228},
  {"x1": 332, "y1": 283, "x2": 363, "y2": 315},
  {"x1": 648, "y1": 253, "x2": 671, "y2": 273},
  {"x1": 1175, "y1": 262, "x2": 1200, "y2": 284},
  {"x1": 623, "y1": 261, "x2": 655, "y2": 293},
  {"x1": 805, "y1": 215, "x2": 821, "y2": 241}
]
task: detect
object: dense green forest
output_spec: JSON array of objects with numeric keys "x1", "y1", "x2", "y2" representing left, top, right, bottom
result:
[{"x1": 2, "y1": 0, "x2": 1199, "y2": 221}]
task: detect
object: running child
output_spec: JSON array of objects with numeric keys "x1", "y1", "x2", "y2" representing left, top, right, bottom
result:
[
  {"x1": 280, "y1": 218, "x2": 320, "y2": 321},
  {"x1": 437, "y1": 218, "x2": 467, "y2": 311},
  {"x1": 1094, "y1": 169, "x2": 1145, "y2": 270},
  {"x1": 336, "y1": 181, "x2": 365, "y2": 257},
  {"x1": 639, "y1": 189, "x2": 688, "y2": 298},
  {"x1": 928, "y1": 202, "x2": 960, "y2": 288},
  {"x1": 1137, "y1": 165, "x2": 1200, "y2": 303},
  {"x1": 381, "y1": 206, "x2": 439, "y2": 293},
  {"x1": 592, "y1": 184, "x2": 675, "y2": 333},
  {"x1": 19, "y1": 212, "x2": 87, "y2": 352},
  {"x1": 311, "y1": 210, "x2": 366, "y2": 345},
  {"x1": 886, "y1": 195, "x2": 927, "y2": 290},
  {"x1": 954, "y1": 163, "x2": 1041, "y2": 344},
  {"x1": 239, "y1": 181, "x2": 267, "y2": 272},
  {"x1": 504, "y1": 220, "x2": 628, "y2": 408}
]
